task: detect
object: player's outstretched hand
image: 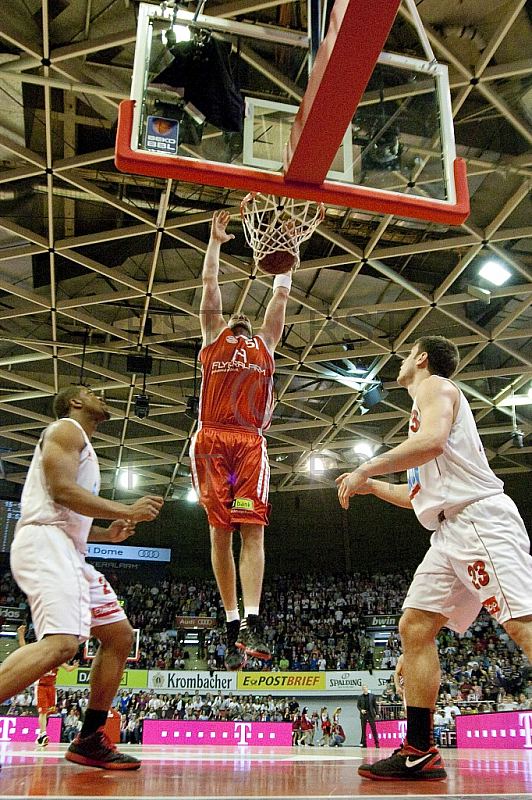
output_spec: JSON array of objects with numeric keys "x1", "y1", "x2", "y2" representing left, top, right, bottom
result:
[
  {"x1": 107, "y1": 519, "x2": 136, "y2": 542},
  {"x1": 335, "y1": 470, "x2": 372, "y2": 509},
  {"x1": 211, "y1": 210, "x2": 235, "y2": 244},
  {"x1": 128, "y1": 495, "x2": 164, "y2": 522}
]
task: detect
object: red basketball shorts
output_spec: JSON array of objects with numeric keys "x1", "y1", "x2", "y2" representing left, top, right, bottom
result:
[
  {"x1": 36, "y1": 684, "x2": 56, "y2": 716},
  {"x1": 190, "y1": 427, "x2": 271, "y2": 530}
]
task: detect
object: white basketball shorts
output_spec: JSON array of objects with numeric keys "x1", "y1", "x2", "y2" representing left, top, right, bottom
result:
[
  {"x1": 403, "y1": 494, "x2": 532, "y2": 634},
  {"x1": 11, "y1": 524, "x2": 126, "y2": 642}
]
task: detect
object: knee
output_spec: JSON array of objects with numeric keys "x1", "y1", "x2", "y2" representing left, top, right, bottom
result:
[
  {"x1": 503, "y1": 616, "x2": 532, "y2": 650},
  {"x1": 240, "y1": 525, "x2": 264, "y2": 551},
  {"x1": 399, "y1": 609, "x2": 442, "y2": 650},
  {"x1": 210, "y1": 528, "x2": 232, "y2": 556},
  {"x1": 100, "y1": 622, "x2": 135, "y2": 657},
  {"x1": 119, "y1": 624, "x2": 135, "y2": 655}
]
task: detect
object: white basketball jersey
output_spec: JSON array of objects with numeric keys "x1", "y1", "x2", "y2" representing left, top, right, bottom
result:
[
  {"x1": 407, "y1": 376, "x2": 504, "y2": 530},
  {"x1": 16, "y1": 418, "x2": 100, "y2": 553}
]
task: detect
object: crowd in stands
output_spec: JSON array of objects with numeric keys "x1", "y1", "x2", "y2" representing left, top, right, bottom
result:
[
  {"x1": 0, "y1": 569, "x2": 410, "y2": 672},
  {"x1": 91, "y1": 571, "x2": 412, "y2": 672},
  {"x1": 2, "y1": 567, "x2": 532, "y2": 745}
]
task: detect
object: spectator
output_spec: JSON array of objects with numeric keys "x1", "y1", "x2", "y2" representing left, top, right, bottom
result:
[
  {"x1": 357, "y1": 685, "x2": 379, "y2": 748},
  {"x1": 329, "y1": 721, "x2": 346, "y2": 747}
]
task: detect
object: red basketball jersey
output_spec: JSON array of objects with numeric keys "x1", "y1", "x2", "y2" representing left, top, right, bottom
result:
[
  {"x1": 38, "y1": 668, "x2": 58, "y2": 688},
  {"x1": 199, "y1": 327, "x2": 274, "y2": 433}
]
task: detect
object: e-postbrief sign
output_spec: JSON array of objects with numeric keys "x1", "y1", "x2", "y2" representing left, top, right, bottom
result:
[
  {"x1": 86, "y1": 544, "x2": 171, "y2": 562},
  {"x1": 237, "y1": 673, "x2": 325, "y2": 693}
]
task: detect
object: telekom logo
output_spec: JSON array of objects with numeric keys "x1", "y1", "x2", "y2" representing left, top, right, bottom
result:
[
  {"x1": 0, "y1": 718, "x2": 16, "y2": 741},
  {"x1": 398, "y1": 720, "x2": 407, "y2": 739},
  {"x1": 519, "y1": 713, "x2": 532, "y2": 747},
  {"x1": 234, "y1": 722, "x2": 252, "y2": 745}
]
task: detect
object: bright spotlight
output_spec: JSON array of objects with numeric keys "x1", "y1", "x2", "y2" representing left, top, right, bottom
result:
[
  {"x1": 163, "y1": 23, "x2": 191, "y2": 46},
  {"x1": 478, "y1": 261, "x2": 511, "y2": 286},
  {"x1": 353, "y1": 442, "x2": 373, "y2": 459},
  {"x1": 187, "y1": 488, "x2": 198, "y2": 502},
  {"x1": 119, "y1": 470, "x2": 137, "y2": 489}
]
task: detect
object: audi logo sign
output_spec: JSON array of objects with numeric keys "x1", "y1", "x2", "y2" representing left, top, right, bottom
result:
[{"x1": 86, "y1": 544, "x2": 171, "y2": 562}]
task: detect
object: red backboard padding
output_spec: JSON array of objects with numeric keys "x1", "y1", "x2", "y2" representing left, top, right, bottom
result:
[
  {"x1": 283, "y1": 0, "x2": 402, "y2": 185},
  {"x1": 115, "y1": 100, "x2": 469, "y2": 224}
]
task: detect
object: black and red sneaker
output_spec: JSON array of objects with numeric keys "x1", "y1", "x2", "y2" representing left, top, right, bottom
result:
[
  {"x1": 236, "y1": 615, "x2": 271, "y2": 660},
  {"x1": 224, "y1": 619, "x2": 247, "y2": 671},
  {"x1": 358, "y1": 743, "x2": 446, "y2": 781},
  {"x1": 66, "y1": 727, "x2": 140, "y2": 770}
]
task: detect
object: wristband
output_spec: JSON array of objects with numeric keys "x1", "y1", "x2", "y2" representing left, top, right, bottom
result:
[{"x1": 273, "y1": 272, "x2": 292, "y2": 292}]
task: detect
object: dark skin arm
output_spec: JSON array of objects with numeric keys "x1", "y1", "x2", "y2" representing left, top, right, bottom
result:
[{"x1": 42, "y1": 419, "x2": 163, "y2": 522}]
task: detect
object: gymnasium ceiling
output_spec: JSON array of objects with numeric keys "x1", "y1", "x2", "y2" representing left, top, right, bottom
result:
[{"x1": 0, "y1": 0, "x2": 531, "y2": 501}]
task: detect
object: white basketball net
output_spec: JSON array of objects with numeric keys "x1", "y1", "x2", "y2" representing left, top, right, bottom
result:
[{"x1": 240, "y1": 193, "x2": 325, "y2": 269}]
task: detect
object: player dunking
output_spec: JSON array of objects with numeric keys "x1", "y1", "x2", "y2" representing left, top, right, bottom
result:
[
  {"x1": 2, "y1": 384, "x2": 163, "y2": 770},
  {"x1": 190, "y1": 210, "x2": 292, "y2": 671},
  {"x1": 337, "y1": 336, "x2": 532, "y2": 781}
]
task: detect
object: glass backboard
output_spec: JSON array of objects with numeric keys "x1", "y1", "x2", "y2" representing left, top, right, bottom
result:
[{"x1": 115, "y1": 1, "x2": 469, "y2": 225}]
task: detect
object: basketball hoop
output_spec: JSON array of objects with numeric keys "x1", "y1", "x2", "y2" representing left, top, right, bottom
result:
[{"x1": 240, "y1": 193, "x2": 325, "y2": 270}]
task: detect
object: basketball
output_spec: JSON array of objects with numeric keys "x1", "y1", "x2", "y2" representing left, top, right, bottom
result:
[{"x1": 257, "y1": 250, "x2": 297, "y2": 275}]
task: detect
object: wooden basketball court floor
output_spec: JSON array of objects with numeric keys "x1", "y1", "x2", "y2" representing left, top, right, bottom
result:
[{"x1": 0, "y1": 744, "x2": 531, "y2": 800}]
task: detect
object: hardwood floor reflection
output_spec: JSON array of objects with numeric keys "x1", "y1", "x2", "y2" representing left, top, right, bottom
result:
[{"x1": 0, "y1": 743, "x2": 531, "y2": 799}]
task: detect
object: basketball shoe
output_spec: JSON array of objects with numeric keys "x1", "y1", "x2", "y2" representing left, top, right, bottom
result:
[
  {"x1": 224, "y1": 619, "x2": 246, "y2": 671},
  {"x1": 358, "y1": 742, "x2": 446, "y2": 781},
  {"x1": 66, "y1": 727, "x2": 140, "y2": 770},
  {"x1": 36, "y1": 732, "x2": 49, "y2": 747},
  {"x1": 236, "y1": 615, "x2": 271, "y2": 660}
]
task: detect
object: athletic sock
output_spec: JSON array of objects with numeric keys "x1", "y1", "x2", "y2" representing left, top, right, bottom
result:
[
  {"x1": 79, "y1": 708, "x2": 109, "y2": 739},
  {"x1": 406, "y1": 706, "x2": 433, "y2": 752},
  {"x1": 226, "y1": 609, "x2": 240, "y2": 623},
  {"x1": 244, "y1": 606, "x2": 259, "y2": 617}
]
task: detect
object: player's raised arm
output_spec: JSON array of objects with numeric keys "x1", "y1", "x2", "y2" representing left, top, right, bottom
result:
[
  {"x1": 257, "y1": 272, "x2": 291, "y2": 354},
  {"x1": 200, "y1": 210, "x2": 234, "y2": 346}
]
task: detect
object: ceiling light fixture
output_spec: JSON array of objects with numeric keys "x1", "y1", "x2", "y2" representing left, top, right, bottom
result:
[
  {"x1": 496, "y1": 396, "x2": 532, "y2": 407},
  {"x1": 118, "y1": 470, "x2": 138, "y2": 489},
  {"x1": 353, "y1": 442, "x2": 373, "y2": 459},
  {"x1": 478, "y1": 260, "x2": 511, "y2": 286}
]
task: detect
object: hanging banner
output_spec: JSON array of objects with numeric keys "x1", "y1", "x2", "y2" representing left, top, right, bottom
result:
[
  {"x1": 86, "y1": 544, "x2": 171, "y2": 562},
  {"x1": 0, "y1": 606, "x2": 26, "y2": 623},
  {"x1": 176, "y1": 616, "x2": 216, "y2": 629},
  {"x1": 362, "y1": 614, "x2": 402, "y2": 629}
]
